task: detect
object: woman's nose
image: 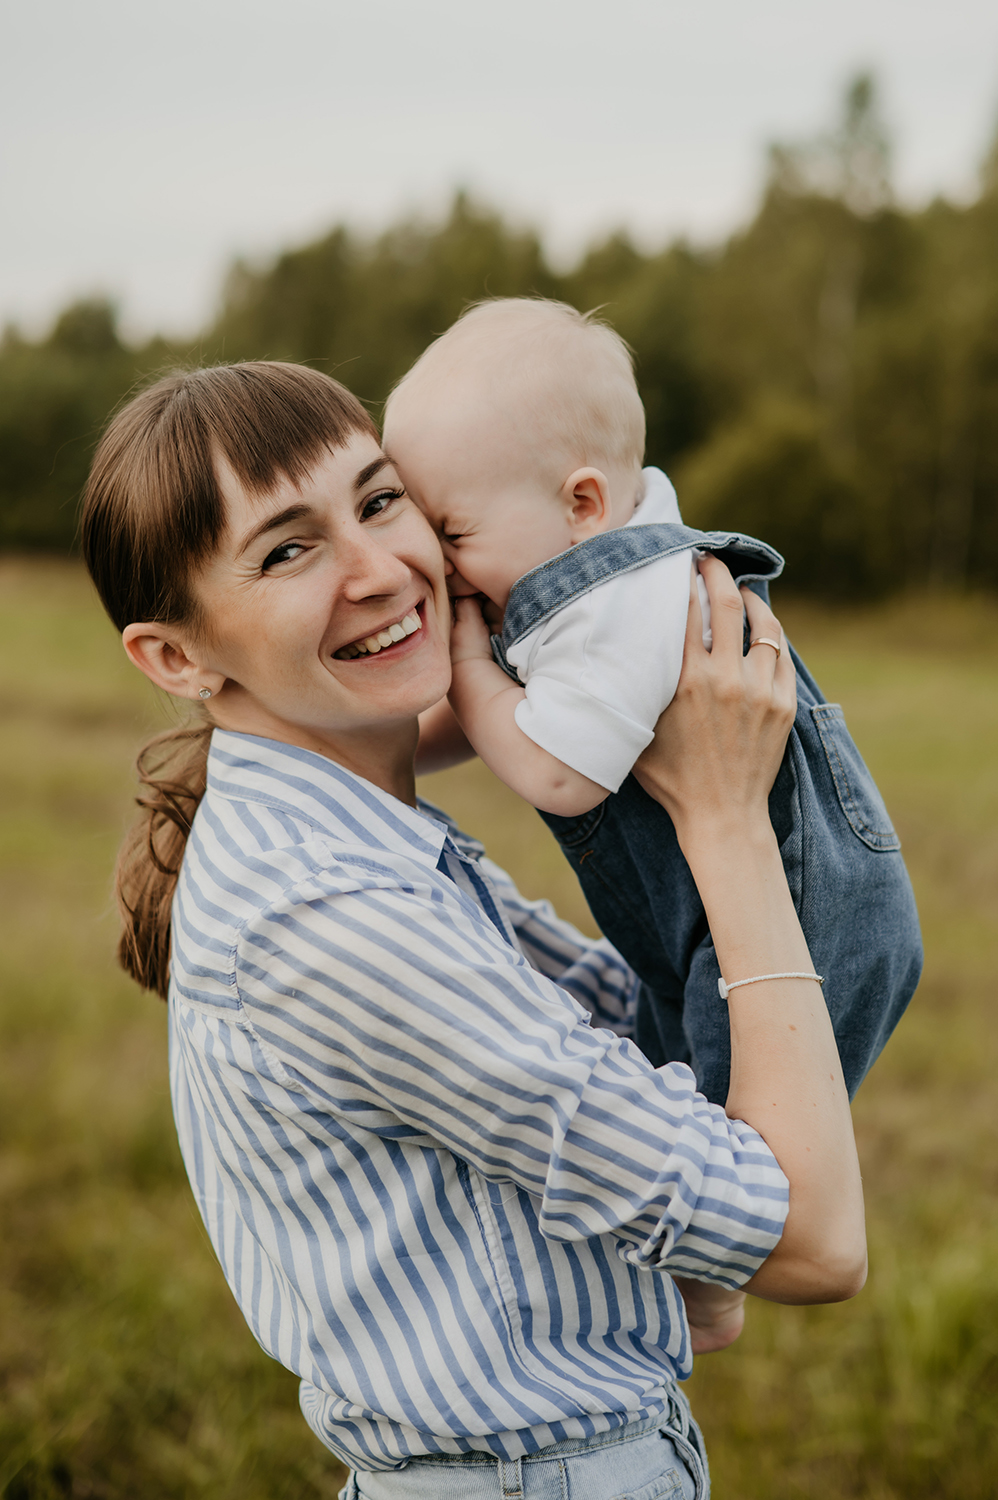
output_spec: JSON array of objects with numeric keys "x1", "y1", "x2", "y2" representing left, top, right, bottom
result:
[{"x1": 340, "y1": 530, "x2": 412, "y2": 599}]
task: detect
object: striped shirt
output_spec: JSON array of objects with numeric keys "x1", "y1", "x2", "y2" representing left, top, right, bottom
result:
[{"x1": 170, "y1": 730, "x2": 788, "y2": 1471}]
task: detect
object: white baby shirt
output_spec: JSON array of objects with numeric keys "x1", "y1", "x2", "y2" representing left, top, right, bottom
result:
[{"x1": 506, "y1": 467, "x2": 708, "y2": 793}]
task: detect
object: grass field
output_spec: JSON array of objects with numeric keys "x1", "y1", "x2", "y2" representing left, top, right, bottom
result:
[{"x1": 1, "y1": 557, "x2": 996, "y2": 1499}]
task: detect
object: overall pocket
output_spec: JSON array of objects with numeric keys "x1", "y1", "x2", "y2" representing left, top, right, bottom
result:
[{"x1": 811, "y1": 705, "x2": 900, "y2": 852}]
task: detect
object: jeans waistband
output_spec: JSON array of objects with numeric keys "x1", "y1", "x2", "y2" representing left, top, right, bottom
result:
[{"x1": 408, "y1": 1391, "x2": 686, "y2": 1467}]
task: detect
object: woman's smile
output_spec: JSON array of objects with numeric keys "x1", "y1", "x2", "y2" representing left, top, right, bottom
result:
[{"x1": 332, "y1": 601, "x2": 424, "y2": 660}]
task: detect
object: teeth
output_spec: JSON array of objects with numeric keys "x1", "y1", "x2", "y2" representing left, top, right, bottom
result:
[{"x1": 334, "y1": 610, "x2": 422, "y2": 660}]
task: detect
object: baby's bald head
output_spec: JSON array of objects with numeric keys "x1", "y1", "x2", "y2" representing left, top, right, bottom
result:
[
  {"x1": 385, "y1": 298, "x2": 645, "y2": 494},
  {"x1": 383, "y1": 299, "x2": 647, "y2": 607}
]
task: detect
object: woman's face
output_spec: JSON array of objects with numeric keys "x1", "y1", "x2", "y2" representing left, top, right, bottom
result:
[{"x1": 191, "y1": 431, "x2": 452, "y2": 761}]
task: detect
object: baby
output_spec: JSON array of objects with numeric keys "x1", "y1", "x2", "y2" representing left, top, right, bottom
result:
[{"x1": 384, "y1": 297, "x2": 922, "y2": 1103}]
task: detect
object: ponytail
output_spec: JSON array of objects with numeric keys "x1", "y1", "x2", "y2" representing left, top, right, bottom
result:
[
  {"x1": 116, "y1": 722, "x2": 212, "y2": 999},
  {"x1": 80, "y1": 360, "x2": 378, "y2": 998}
]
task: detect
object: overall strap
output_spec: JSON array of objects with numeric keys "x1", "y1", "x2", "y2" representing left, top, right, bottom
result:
[{"x1": 491, "y1": 522, "x2": 784, "y2": 677}]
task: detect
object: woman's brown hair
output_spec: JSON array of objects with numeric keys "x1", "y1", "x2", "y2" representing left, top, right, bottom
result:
[{"x1": 80, "y1": 361, "x2": 378, "y2": 999}]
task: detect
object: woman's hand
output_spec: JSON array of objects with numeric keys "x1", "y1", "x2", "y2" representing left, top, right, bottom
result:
[
  {"x1": 634, "y1": 555, "x2": 796, "y2": 853},
  {"x1": 673, "y1": 1279, "x2": 746, "y2": 1355}
]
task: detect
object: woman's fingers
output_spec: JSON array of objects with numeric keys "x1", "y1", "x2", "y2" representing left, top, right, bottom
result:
[
  {"x1": 634, "y1": 553, "x2": 796, "y2": 835},
  {"x1": 742, "y1": 586, "x2": 796, "y2": 715},
  {"x1": 696, "y1": 552, "x2": 746, "y2": 658},
  {"x1": 741, "y1": 583, "x2": 782, "y2": 656}
]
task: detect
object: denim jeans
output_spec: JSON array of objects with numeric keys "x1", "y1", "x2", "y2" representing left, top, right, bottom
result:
[
  {"x1": 494, "y1": 523, "x2": 923, "y2": 1101},
  {"x1": 339, "y1": 1387, "x2": 709, "y2": 1500}
]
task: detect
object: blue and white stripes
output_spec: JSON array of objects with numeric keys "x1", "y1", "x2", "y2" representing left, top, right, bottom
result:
[{"x1": 169, "y1": 730, "x2": 788, "y2": 1471}]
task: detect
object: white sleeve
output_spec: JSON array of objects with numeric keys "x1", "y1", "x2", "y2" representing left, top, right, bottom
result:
[{"x1": 507, "y1": 549, "x2": 693, "y2": 791}]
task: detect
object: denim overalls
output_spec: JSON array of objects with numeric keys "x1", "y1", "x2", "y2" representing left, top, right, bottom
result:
[{"x1": 492, "y1": 523, "x2": 923, "y2": 1103}]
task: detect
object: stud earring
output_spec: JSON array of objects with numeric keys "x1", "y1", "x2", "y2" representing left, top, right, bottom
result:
[{"x1": 198, "y1": 687, "x2": 212, "y2": 700}]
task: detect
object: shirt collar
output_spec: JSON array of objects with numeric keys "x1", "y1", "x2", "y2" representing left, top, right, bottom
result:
[
  {"x1": 414, "y1": 796, "x2": 487, "y2": 862},
  {"x1": 630, "y1": 466, "x2": 683, "y2": 527},
  {"x1": 207, "y1": 729, "x2": 453, "y2": 867}
]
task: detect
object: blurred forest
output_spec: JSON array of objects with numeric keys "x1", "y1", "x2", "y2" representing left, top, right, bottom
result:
[{"x1": 3, "y1": 75, "x2": 998, "y2": 596}]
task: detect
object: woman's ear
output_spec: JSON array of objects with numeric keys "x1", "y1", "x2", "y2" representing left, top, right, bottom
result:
[
  {"x1": 562, "y1": 468, "x2": 612, "y2": 541},
  {"x1": 121, "y1": 623, "x2": 225, "y2": 703}
]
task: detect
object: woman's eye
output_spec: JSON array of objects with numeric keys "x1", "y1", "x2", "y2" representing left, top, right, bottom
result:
[
  {"x1": 361, "y1": 486, "x2": 405, "y2": 521},
  {"x1": 262, "y1": 540, "x2": 306, "y2": 571}
]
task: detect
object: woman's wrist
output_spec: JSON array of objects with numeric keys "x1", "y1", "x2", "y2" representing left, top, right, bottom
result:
[
  {"x1": 671, "y1": 807, "x2": 779, "y2": 872},
  {"x1": 681, "y1": 816, "x2": 810, "y2": 982}
]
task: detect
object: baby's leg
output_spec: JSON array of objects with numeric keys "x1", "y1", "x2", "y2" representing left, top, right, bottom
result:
[
  {"x1": 539, "y1": 776, "x2": 730, "y2": 1092},
  {"x1": 768, "y1": 649, "x2": 922, "y2": 1096}
]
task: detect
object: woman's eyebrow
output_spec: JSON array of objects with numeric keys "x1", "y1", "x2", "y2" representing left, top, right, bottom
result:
[
  {"x1": 236, "y1": 502, "x2": 314, "y2": 557},
  {"x1": 354, "y1": 455, "x2": 391, "y2": 490}
]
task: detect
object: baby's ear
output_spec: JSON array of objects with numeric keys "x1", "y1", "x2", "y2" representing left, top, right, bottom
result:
[{"x1": 563, "y1": 468, "x2": 612, "y2": 539}]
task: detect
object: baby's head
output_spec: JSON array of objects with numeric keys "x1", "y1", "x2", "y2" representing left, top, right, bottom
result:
[{"x1": 383, "y1": 298, "x2": 645, "y2": 609}]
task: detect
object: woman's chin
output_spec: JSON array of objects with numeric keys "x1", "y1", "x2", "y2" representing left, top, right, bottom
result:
[{"x1": 209, "y1": 629, "x2": 452, "y2": 752}]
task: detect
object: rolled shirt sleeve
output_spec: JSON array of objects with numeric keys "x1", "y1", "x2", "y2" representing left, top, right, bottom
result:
[{"x1": 232, "y1": 858, "x2": 788, "y2": 1289}]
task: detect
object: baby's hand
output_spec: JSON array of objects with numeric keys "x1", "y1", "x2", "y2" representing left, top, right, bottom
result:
[{"x1": 450, "y1": 595, "x2": 496, "y2": 667}]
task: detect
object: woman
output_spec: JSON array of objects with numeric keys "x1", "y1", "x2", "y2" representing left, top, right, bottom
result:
[{"x1": 81, "y1": 362, "x2": 865, "y2": 1500}]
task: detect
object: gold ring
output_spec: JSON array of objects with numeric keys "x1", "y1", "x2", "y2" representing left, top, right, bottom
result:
[{"x1": 749, "y1": 637, "x2": 781, "y2": 658}]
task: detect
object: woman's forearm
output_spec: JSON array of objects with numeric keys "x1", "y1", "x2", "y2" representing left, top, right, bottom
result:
[
  {"x1": 633, "y1": 561, "x2": 866, "y2": 1305},
  {"x1": 682, "y1": 813, "x2": 866, "y2": 1304}
]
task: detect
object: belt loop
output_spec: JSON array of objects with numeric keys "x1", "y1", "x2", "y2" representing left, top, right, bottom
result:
[
  {"x1": 498, "y1": 1455, "x2": 525, "y2": 1499},
  {"x1": 673, "y1": 1388, "x2": 690, "y2": 1440}
]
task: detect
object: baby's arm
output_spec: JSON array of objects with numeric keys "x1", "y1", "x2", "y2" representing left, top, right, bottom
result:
[{"x1": 448, "y1": 597, "x2": 610, "y2": 816}]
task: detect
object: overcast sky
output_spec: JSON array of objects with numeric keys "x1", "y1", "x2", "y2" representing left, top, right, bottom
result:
[{"x1": 3, "y1": 0, "x2": 998, "y2": 339}]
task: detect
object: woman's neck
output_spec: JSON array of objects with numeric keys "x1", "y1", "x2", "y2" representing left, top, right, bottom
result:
[
  {"x1": 314, "y1": 720, "x2": 420, "y2": 806},
  {"x1": 211, "y1": 704, "x2": 421, "y2": 807}
]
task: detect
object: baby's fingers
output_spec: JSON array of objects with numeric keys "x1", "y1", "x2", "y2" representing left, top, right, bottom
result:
[
  {"x1": 450, "y1": 594, "x2": 494, "y2": 663},
  {"x1": 454, "y1": 595, "x2": 487, "y2": 625}
]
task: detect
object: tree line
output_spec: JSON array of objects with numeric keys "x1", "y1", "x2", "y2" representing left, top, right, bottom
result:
[{"x1": 3, "y1": 77, "x2": 996, "y2": 596}]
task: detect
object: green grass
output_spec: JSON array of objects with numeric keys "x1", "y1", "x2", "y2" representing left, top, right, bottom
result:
[{"x1": 1, "y1": 559, "x2": 996, "y2": 1498}]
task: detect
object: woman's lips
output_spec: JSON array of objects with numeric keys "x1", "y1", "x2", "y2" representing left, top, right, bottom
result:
[{"x1": 333, "y1": 606, "x2": 422, "y2": 660}]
